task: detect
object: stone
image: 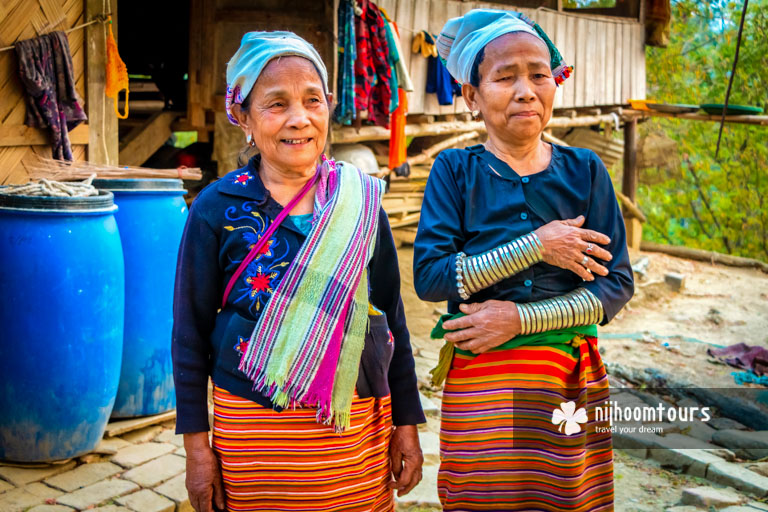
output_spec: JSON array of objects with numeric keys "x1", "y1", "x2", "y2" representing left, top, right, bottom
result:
[
  {"x1": 747, "y1": 463, "x2": 768, "y2": 477},
  {"x1": 93, "y1": 437, "x2": 132, "y2": 455},
  {"x1": 707, "y1": 461, "x2": 768, "y2": 497},
  {"x1": 120, "y1": 425, "x2": 164, "y2": 444},
  {"x1": 0, "y1": 478, "x2": 13, "y2": 493},
  {"x1": 419, "y1": 392, "x2": 440, "y2": 418},
  {"x1": 154, "y1": 473, "x2": 192, "y2": 512},
  {"x1": 710, "y1": 417, "x2": 749, "y2": 430},
  {"x1": 115, "y1": 489, "x2": 175, "y2": 512},
  {"x1": 712, "y1": 430, "x2": 768, "y2": 460},
  {"x1": 721, "y1": 508, "x2": 767, "y2": 512},
  {"x1": 746, "y1": 501, "x2": 768, "y2": 511},
  {"x1": 0, "y1": 461, "x2": 77, "y2": 487},
  {"x1": 56, "y1": 478, "x2": 139, "y2": 509},
  {"x1": 44, "y1": 462, "x2": 123, "y2": 492},
  {"x1": 679, "y1": 420, "x2": 718, "y2": 444},
  {"x1": 617, "y1": 448, "x2": 648, "y2": 459},
  {"x1": 649, "y1": 448, "x2": 725, "y2": 478},
  {"x1": 26, "y1": 506, "x2": 76, "y2": 511},
  {"x1": 664, "y1": 272, "x2": 686, "y2": 291},
  {"x1": 93, "y1": 507, "x2": 133, "y2": 511},
  {"x1": 153, "y1": 430, "x2": 184, "y2": 447},
  {"x1": 122, "y1": 454, "x2": 186, "y2": 488},
  {"x1": 174, "y1": 447, "x2": 187, "y2": 457},
  {"x1": 681, "y1": 486, "x2": 746, "y2": 508},
  {"x1": 0, "y1": 482, "x2": 62, "y2": 512},
  {"x1": 394, "y1": 457, "x2": 440, "y2": 509},
  {"x1": 665, "y1": 507, "x2": 701, "y2": 512},
  {"x1": 111, "y1": 443, "x2": 176, "y2": 468},
  {"x1": 418, "y1": 430, "x2": 440, "y2": 466}
]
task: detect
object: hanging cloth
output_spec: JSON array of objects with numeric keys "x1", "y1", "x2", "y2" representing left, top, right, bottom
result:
[
  {"x1": 105, "y1": 18, "x2": 130, "y2": 119},
  {"x1": 389, "y1": 89, "x2": 408, "y2": 174},
  {"x1": 354, "y1": 0, "x2": 391, "y2": 128},
  {"x1": 14, "y1": 31, "x2": 87, "y2": 161},
  {"x1": 426, "y1": 54, "x2": 459, "y2": 106},
  {"x1": 334, "y1": 0, "x2": 356, "y2": 124}
]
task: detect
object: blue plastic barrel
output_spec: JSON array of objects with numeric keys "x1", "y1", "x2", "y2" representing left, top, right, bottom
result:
[
  {"x1": 94, "y1": 179, "x2": 188, "y2": 418},
  {"x1": 0, "y1": 191, "x2": 124, "y2": 462}
]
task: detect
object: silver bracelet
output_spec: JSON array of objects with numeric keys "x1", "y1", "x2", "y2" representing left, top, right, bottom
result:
[
  {"x1": 461, "y1": 232, "x2": 544, "y2": 295},
  {"x1": 455, "y1": 252, "x2": 470, "y2": 300},
  {"x1": 517, "y1": 288, "x2": 604, "y2": 335}
]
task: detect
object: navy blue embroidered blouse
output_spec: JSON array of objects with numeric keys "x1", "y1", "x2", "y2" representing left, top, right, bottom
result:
[
  {"x1": 172, "y1": 156, "x2": 425, "y2": 434},
  {"x1": 413, "y1": 144, "x2": 634, "y2": 321}
]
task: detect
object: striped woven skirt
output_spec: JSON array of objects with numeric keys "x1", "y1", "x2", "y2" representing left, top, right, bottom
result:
[
  {"x1": 212, "y1": 385, "x2": 394, "y2": 512},
  {"x1": 438, "y1": 335, "x2": 614, "y2": 511}
]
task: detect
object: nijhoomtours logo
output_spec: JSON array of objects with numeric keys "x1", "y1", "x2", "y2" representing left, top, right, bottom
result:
[{"x1": 594, "y1": 401, "x2": 711, "y2": 434}]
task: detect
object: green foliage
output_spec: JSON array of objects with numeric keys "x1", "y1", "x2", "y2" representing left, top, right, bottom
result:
[{"x1": 642, "y1": 0, "x2": 768, "y2": 261}]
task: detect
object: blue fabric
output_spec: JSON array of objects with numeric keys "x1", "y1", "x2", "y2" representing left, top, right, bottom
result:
[
  {"x1": 437, "y1": 9, "x2": 543, "y2": 84},
  {"x1": 172, "y1": 156, "x2": 425, "y2": 433},
  {"x1": 290, "y1": 213, "x2": 314, "y2": 235},
  {"x1": 426, "y1": 56, "x2": 460, "y2": 106},
  {"x1": 333, "y1": 0, "x2": 356, "y2": 124},
  {"x1": 413, "y1": 144, "x2": 634, "y2": 324},
  {"x1": 225, "y1": 31, "x2": 328, "y2": 124}
]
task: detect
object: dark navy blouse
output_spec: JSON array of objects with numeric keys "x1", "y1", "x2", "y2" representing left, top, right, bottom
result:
[
  {"x1": 172, "y1": 156, "x2": 425, "y2": 434},
  {"x1": 413, "y1": 144, "x2": 634, "y2": 323}
]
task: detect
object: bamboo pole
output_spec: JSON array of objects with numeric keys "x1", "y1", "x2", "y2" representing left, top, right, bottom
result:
[
  {"x1": 616, "y1": 191, "x2": 647, "y2": 222},
  {"x1": 407, "y1": 131, "x2": 480, "y2": 166}
]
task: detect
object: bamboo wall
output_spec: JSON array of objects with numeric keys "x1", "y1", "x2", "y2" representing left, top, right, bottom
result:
[
  {"x1": 0, "y1": 0, "x2": 87, "y2": 185},
  {"x1": 374, "y1": 0, "x2": 646, "y2": 115}
]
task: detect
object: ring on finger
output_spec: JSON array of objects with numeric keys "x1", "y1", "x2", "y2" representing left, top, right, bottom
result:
[
  {"x1": 580, "y1": 255, "x2": 589, "y2": 267},
  {"x1": 586, "y1": 243, "x2": 594, "y2": 254}
]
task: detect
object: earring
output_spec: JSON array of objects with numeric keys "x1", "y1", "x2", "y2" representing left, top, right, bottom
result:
[
  {"x1": 246, "y1": 133, "x2": 255, "y2": 147},
  {"x1": 471, "y1": 110, "x2": 480, "y2": 119}
]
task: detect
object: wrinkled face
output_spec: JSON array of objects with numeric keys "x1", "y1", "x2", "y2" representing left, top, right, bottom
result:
[
  {"x1": 463, "y1": 32, "x2": 556, "y2": 144},
  {"x1": 237, "y1": 56, "x2": 330, "y2": 174}
]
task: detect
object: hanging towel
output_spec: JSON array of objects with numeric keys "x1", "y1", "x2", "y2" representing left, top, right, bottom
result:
[
  {"x1": 389, "y1": 89, "x2": 408, "y2": 173},
  {"x1": 15, "y1": 31, "x2": 87, "y2": 161},
  {"x1": 105, "y1": 19, "x2": 130, "y2": 119},
  {"x1": 334, "y1": 0, "x2": 357, "y2": 124}
]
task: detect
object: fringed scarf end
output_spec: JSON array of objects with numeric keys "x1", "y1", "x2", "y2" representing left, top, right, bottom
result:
[{"x1": 429, "y1": 340, "x2": 455, "y2": 387}]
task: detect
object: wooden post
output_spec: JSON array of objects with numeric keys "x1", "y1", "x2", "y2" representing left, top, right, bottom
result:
[
  {"x1": 622, "y1": 118, "x2": 643, "y2": 249},
  {"x1": 85, "y1": 0, "x2": 118, "y2": 165}
]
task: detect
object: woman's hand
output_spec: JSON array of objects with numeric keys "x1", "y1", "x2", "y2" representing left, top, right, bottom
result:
[
  {"x1": 184, "y1": 432, "x2": 226, "y2": 512},
  {"x1": 389, "y1": 424, "x2": 423, "y2": 497},
  {"x1": 442, "y1": 301, "x2": 521, "y2": 354},
  {"x1": 534, "y1": 215, "x2": 613, "y2": 281}
]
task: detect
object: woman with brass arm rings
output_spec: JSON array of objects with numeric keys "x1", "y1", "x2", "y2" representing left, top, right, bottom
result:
[{"x1": 413, "y1": 9, "x2": 634, "y2": 512}]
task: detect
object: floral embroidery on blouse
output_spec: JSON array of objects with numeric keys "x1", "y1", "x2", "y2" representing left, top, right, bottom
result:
[{"x1": 232, "y1": 171, "x2": 253, "y2": 187}]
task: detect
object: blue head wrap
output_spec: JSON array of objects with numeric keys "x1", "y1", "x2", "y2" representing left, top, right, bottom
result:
[
  {"x1": 225, "y1": 31, "x2": 329, "y2": 125},
  {"x1": 436, "y1": 9, "x2": 572, "y2": 86}
]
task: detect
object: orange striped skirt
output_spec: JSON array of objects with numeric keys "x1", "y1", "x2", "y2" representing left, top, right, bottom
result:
[{"x1": 211, "y1": 385, "x2": 394, "y2": 512}]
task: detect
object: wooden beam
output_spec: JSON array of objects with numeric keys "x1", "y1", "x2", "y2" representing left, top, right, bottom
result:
[
  {"x1": 118, "y1": 112, "x2": 178, "y2": 166},
  {"x1": 0, "y1": 125, "x2": 90, "y2": 147},
  {"x1": 214, "y1": 9, "x2": 321, "y2": 26},
  {"x1": 640, "y1": 242, "x2": 768, "y2": 273},
  {"x1": 625, "y1": 108, "x2": 768, "y2": 126},
  {"x1": 407, "y1": 131, "x2": 480, "y2": 166},
  {"x1": 332, "y1": 114, "x2": 622, "y2": 143},
  {"x1": 622, "y1": 118, "x2": 642, "y2": 249},
  {"x1": 86, "y1": 0, "x2": 118, "y2": 165}
]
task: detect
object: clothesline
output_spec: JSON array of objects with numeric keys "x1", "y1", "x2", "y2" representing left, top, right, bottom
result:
[{"x1": 0, "y1": 14, "x2": 110, "y2": 53}]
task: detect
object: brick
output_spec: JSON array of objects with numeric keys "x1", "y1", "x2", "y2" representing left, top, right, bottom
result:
[
  {"x1": 26, "y1": 506, "x2": 76, "y2": 511},
  {"x1": 122, "y1": 455, "x2": 185, "y2": 488},
  {"x1": 44, "y1": 462, "x2": 122, "y2": 492},
  {"x1": 0, "y1": 482, "x2": 62, "y2": 512},
  {"x1": 0, "y1": 478, "x2": 13, "y2": 493},
  {"x1": 681, "y1": 486, "x2": 746, "y2": 508},
  {"x1": 153, "y1": 430, "x2": 184, "y2": 447},
  {"x1": 154, "y1": 473, "x2": 191, "y2": 510},
  {"x1": 111, "y1": 443, "x2": 176, "y2": 468},
  {"x1": 120, "y1": 426, "x2": 164, "y2": 444},
  {"x1": 56, "y1": 478, "x2": 139, "y2": 509},
  {"x1": 93, "y1": 437, "x2": 132, "y2": 455},
  {"x1": 115, "y1": 489, "x2": 174, "y2": 512},
  {"x1": 0, "y1": 461, "x2": 77, "y2": 486},
  {"x1": 707, "y1": 461, "x2": 768, "y2": 497}
]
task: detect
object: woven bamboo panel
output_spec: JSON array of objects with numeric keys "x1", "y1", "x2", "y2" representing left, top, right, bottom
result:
[{"x1": 0, "y1": 0, "x2": 87, "y2": 185}]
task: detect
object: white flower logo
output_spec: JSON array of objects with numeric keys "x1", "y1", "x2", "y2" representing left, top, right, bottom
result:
[{"x1": 552, "y1": 401, "x2": 588, "y2": 435}]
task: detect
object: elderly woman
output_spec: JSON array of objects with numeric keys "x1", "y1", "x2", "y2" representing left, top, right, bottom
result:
[
  {"x1": 173, "y1": 32, "x2": 424, "y2": 512},
  {"x1": 413, "y1": 10, "x2": 634, "y2": 512}
]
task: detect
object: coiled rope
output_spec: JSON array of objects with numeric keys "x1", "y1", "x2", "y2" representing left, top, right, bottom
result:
[{"x1": 0, "y1": 174, "x2": 98, "y2": 198}]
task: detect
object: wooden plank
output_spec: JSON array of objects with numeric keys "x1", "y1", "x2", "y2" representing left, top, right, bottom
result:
[
  {"x1": 634, "y1": 23, "x2": 646, "y2": 100},
  {"x1": 614, "y1": 20, "x2": 624, "y2": 104},
  {"x1": 0, "y1": 124, "x2": 89, "y2": 146},
  {"x1": 454, "y1": 0, "x2": 475, "y2": 114},
  {"x1": 604, "y1": 21, "x2": 615, "y2": 107},
  {"x1": 552, "y1": 11, "x2": 567, "y2": 109},
  {"x1": 621, "y1": 22, "x2": 632, "y2": 104},
  {"x1": 118, "y1": 111, "x2": 178, "y2": 166},
  {"x1": 424, "y1": 0, "x2": 443, "y2": 116},
  {"x1": 584, "y1": 20, "x2": 596, "y2": 106},
  {"x1": 408, "y1": 0, "x2": 430, "y2": 114},
  {"x1": 86, "y1": 0, "x2": 117, "y2": 165},
  {"x1": 563, "y1": 14, "x2": 577, "y2": 108},
  {"x1": 595, "y1": 20, "x2": 606, "y2": 106},
  {"x1": 0, "y1": 146, "x2": 30, "y2": 185},
  {"x1": 394, "y1": 0, "x2": 415, "y2": 75},
  {"x1": 105, "y1": 410, "x2": 177, "y2": 438},
  {"x1": 187, "y1": 0, "x2": 205, "y2": 128},
  {"x1": 574, "y1": 17, "x2": 588, "y2": 107}
]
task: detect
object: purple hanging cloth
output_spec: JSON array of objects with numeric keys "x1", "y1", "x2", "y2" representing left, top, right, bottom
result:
[
  {"x1": 708, "y1": 342, "x2": 768, "y2": 376},
  {"x1": 15, "y1": 31, "x2": 87, "y2": 161}
]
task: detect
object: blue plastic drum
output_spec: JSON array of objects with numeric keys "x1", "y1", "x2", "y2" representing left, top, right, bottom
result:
[
  {"x1": 94, "y1": 179, "x2": 188, "y2": 418},
  {"x1": 0, "y1": 191, "x2": 124, "y2": 462}
]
